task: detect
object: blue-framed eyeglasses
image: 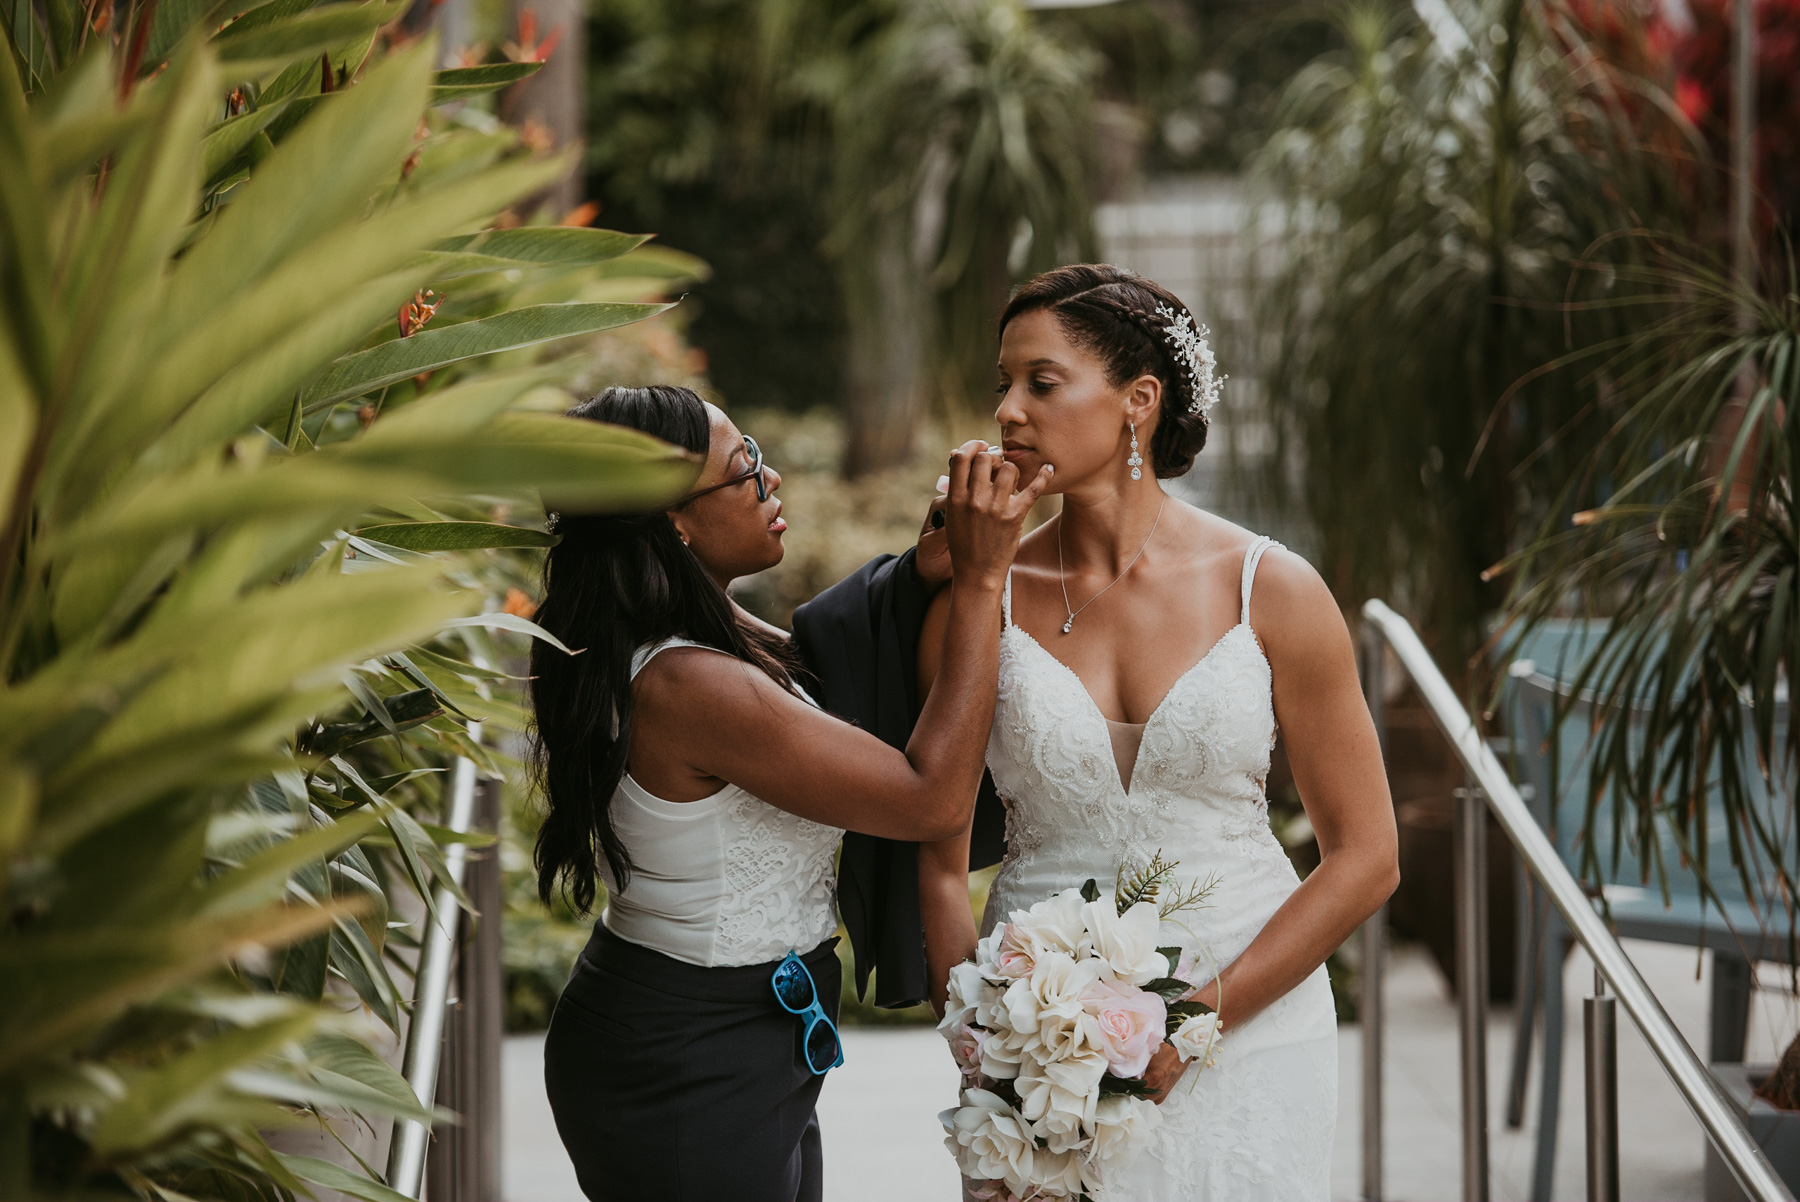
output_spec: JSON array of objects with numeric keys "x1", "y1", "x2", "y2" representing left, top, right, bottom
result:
[{"x1": 771, "y1": 951, "x2": 843, "y2": 1075}]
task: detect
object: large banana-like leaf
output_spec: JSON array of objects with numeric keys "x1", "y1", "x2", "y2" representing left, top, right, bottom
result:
[
  {"x1": 212, "y1": 0, "x2": 408, "y2": 77},
  {"x1": 299, "y1": 301, "x2": 670, "y2": 410},
  {"x1": 356, "y1": 521, "x2": 559, "y2": 551},
  {"x1": 433, "y1": 226, "x2": 649, "y2": 264},
  {"x1": 431, "y1": 61, "x2": 542, "y2": 102}
]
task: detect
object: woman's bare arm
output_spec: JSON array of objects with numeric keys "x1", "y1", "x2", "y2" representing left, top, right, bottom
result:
[
  {"x1": 1144, "y1": 547, "x2": 1396, "y2": 1099},
  {"x1": 916, "y1": 587, "x2": 980, "y2": 1013},
  {"x1": 632, "y1": 446, "x2": 1050, "y2": 843}
]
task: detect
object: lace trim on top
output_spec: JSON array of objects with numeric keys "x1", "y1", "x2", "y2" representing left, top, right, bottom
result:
[{"x1": 627, "y1": 639, "x2": 840, "y2": 967}]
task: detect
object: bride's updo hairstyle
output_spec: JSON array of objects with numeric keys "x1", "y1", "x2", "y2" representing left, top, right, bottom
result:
[
  {"x1": 528, "y1": 385, "x2": 801, "y2": 913},
  {"x1": 999, "y1": 264, "x2": 1209, "y2": 478}
]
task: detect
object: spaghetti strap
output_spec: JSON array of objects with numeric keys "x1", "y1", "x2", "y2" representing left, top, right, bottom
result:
[
  {"x1": 1240, "y1": 536, "x2": 1281, "y2": 626},
  {"x1": 1002, "y1": 569, "x2": 1014, "y2": 628},
  {"x1": 630, "y1": 636, "x2": 708, "y2": 681}
]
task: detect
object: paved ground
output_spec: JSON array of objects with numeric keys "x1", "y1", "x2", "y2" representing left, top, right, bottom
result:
[{"x1": 505, "y1": 939, "x2": 1800, "y2": 1201}]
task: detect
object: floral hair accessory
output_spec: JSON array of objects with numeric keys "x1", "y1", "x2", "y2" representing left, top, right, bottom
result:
[{"x1": 1154, "y1": 302, "x2": 1224, "y2": 419}]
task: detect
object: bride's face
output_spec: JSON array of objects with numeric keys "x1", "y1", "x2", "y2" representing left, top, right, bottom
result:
[{"x1": 993, "y1": 309, "x2": 1155, "y2": 491}]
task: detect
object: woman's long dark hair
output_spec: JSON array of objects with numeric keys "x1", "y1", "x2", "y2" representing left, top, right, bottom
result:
[{"x1": 528, "y1": 385, "x2": 800, "y2": 914}]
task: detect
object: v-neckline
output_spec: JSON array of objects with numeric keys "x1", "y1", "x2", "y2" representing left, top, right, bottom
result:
[{"x1": 1004, "y1": 620, "x2": 1251, "y2": 797}]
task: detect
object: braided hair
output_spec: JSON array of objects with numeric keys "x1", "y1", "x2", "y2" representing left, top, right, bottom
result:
[{"x1": 998, "y1": 264, "x2": 1210, "y2": 478}]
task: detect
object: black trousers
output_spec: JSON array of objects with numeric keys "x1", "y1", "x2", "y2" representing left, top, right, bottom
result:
[{"x1": 544, "y1": 924, "x2": 842, "y2": 1202}]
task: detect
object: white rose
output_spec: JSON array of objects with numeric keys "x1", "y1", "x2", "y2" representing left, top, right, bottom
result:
[
  {"x1": 1015, "y1": 1052, "x2": 1105, "y2": 1133},
  {"x1": 1088, "y1": 1093, "x2": 1163, "y2": 1166},
  {"x1": 996, "y1": 975, "x2": 1041, "y2": 1048},
  {"x1": 940, "y1": 1089, "x2": 1036, "y2": 1195},
  {"x1": 1015, "y1": 888, "x2": 1094, "y2": 957},
  {"x1": 1029, "y1": 1101, "x2": 1087, "y2": 1156},
  {"x1": 1038, "y1": 1007, "x2": 1107, "y2": 1066},
  {"x1": 1030, "y1": 1146, "x2": 1088, "y2": 1198},
  {"x1": 941, "y1": 961, "x2": 996, "y2": 1033},
  {"x1": 975, "y1": 976, "x2": 1012, "y2": 1033},
  {"x1": 1081, "y1": 898, "x2": 1169, "y2": 986},
  {"x1": 977, "y1": 1025, "x2": 1024, "y2": 1080},
  {"x1": 1010, "y1": 950, "x2": 1102, "y2": 1060},
  {"x1": 1169, "y1": 1011, "x2": 1224, "y2": 1068}
]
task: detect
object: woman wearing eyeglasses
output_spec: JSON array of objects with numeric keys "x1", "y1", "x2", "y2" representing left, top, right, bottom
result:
[{"x1": 532, "y1": 384, "x2": 1049, "y2": 1202}]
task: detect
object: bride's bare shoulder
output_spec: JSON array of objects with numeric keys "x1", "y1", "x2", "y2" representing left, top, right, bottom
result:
[{"x1": 1162, "y1": 499, "x2": 1261, "y2": 568}]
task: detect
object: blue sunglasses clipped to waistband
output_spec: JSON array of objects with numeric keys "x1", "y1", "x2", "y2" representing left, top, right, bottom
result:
[{"x1": 771, "y1": 951, "x2": 844, "y2": 1076}]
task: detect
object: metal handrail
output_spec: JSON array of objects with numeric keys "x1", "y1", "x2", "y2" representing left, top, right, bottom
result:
[
  {"x1": 1359, "y1": 598, "x2": 1793, "y2": 1202},
  {"x1": 385, "y1": 723, "x2": 485, "y2": 1199}
]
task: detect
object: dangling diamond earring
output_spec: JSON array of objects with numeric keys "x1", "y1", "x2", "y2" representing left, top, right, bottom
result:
[{"x1": 1127, "y1": 422, "x2": 1143, "y2": 481}]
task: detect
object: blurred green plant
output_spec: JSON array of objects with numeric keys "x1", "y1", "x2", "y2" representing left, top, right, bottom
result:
[
  {"x1": 818, "y1": 0, "x2": 1099, "y2": 473},
  {"x1": 0, "y1": 10, "x2": 704, "y2": 1198},
  {"x1": 587, "y1": 0, "x2": 1106, "y2": 475},
  {"x1": 1495, "y1": 240, "x2": 1798, "y2": 932},
  {"x1": 1251, "y1": 0, "x2": 1700, "y2": 665}
]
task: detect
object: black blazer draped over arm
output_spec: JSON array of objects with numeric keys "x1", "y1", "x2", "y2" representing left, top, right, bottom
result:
[{"x1": 790, "y1": 549, "x2": 1006, "y2": 1010}]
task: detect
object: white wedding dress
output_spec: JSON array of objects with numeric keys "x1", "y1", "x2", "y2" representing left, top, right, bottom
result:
[{"x1": 981, "y1": 535, "x2": 1338, "y2": 1200}]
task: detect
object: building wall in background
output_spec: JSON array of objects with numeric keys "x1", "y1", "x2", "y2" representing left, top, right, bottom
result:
[{"x1": 1096, "y1": 174, "x2": 1310, "y2": 555}]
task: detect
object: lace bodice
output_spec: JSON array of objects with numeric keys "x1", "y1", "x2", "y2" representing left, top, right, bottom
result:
[
  {"x1": 598, "y1": 639, "x2": 841, "y2": 968},
  {"x1": 980, "y1": 535, "x2": 1338, "y2": 1198}
]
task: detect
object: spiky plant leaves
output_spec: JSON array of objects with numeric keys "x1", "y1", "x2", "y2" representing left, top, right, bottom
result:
[
  {"x1": 299, "y1": 302, "x2": 669, "y2": 409},
  {"x1": 1250, "y1": 0, "x2": 1697, "y2": 664},
  {"x1": 0, "y1": 23, "x2": 701, "y2": 1197},
  {"x1": 211, "y1": 0, "x2": 409, "y2": 78},
  {"x1": 433, "y1": 225, "x2": 648, "y2": 264},
  {"x1": 430, "y1": 60, "x2": 542, "y2": 103},
  {"x1": 1498, "y1": 243, "x2": 1799, "y2": 934},
  {"x1": 355, "y1": 521, "x2": 559, "y2": 551}
]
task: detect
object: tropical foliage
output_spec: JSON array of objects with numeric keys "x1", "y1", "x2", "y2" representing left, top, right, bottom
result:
[
  {"x1": 1496, "y1": 242, "x2": 1798, "y2": 931},
  {"x1": 0, "y1": 7, "x2": 700, "y2": 1198},
  {"x1": 586, "y1": 0, "x2": 1105, "y2": 474},
  {"x1": 821, "y1": 0, "x2": 1099, "y2": 472},
  {"x1": 1250, "y1": 0, "x2": 1699, "y2": 664}
]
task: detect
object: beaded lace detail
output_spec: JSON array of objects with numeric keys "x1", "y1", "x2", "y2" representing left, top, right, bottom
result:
[{"x1": 980, "y1": 535, "x2": 1338, "y2": 1200}]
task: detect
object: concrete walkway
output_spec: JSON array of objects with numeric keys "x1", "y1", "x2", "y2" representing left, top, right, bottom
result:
[{"x1": 505, "y1": 939, "x2": 1800, "y2": 1201}]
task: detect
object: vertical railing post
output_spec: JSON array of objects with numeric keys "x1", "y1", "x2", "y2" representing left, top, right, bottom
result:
[
  {"x1": 1359, "y1": 622, "x2": 1387, "y2": 1201},
  {"x1": 1586, "y1": 969, "x2": 1621, "y2": 1202},
  {"x1": 387, "y1": 726, "x2": 484, "y2": 1199},
  {"x1": 1455, "y1": 780, "x2": 1491, "y2": 1202}
]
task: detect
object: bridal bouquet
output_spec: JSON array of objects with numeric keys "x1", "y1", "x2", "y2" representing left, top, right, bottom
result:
[{"x1": 938, "y1": 854, "x2": 1222, "y2": 1202}]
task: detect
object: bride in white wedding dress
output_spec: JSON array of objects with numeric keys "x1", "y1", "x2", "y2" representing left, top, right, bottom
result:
[{"x1": 917, "y1": 265, "x2": 1398, "y2": 1201}]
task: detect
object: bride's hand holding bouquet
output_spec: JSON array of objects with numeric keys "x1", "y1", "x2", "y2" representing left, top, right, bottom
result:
[{"x1": 938, "y1": 855, "x2": 1222, "y2": 1201}]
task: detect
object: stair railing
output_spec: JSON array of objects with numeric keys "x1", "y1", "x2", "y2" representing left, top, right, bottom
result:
[{"x1": 1357, "y1": 598, "x2": 1792, "y2": 1202}]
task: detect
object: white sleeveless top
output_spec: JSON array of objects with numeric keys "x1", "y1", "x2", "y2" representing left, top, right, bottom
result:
[
  {"x1": 983, "y1": 535, "x2": 1338, "y2": 1197},
  {"x1": 598, "y1": 638, "x2": 842, "y2": 968}
]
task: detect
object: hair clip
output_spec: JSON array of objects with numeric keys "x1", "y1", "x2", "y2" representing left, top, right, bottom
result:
[{"x1": 1154, "y1": 302, "x2": 1224, "y2": 418}]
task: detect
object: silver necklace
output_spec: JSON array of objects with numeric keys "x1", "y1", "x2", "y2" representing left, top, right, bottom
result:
[{"x1": 1057, "y1": 495, "x2": 1167, "y2": 634}]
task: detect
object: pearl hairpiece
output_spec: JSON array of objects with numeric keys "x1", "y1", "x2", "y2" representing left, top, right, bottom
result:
[{"x1": 1154, "y1": 302, "x2": 1225, "y2": 418}]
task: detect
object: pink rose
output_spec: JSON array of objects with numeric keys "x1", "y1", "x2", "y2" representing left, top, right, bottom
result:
[
  {"x1": 948, "y1": 1023, "x2": 988, "y2": 1084},
  {"x1": 993, "y1": 923, "x2": 1038, "y2": 979},
  {"x1": 968, "y1": 1183, "x2": 1025, "y2": 1202},
  {"x1": 1079, "y1": 978, "x2": 1167, "y2": 1078}
]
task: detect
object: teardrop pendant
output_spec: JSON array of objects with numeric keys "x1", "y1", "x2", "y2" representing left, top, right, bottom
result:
[{"x1": 1062, "y1": 618, "x2": 1074, "y2": 634}]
